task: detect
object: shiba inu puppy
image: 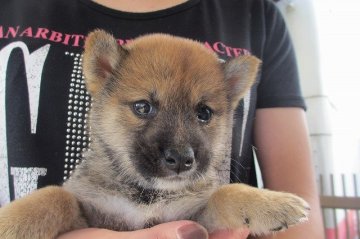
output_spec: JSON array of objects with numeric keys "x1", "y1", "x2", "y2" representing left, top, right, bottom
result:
[{"x1": 0, "y1": 30, "x2": 310, "y2": 239}]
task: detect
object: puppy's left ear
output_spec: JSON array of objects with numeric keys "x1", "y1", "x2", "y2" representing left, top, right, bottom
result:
[
  {"x1": 83, "y1": 29, "x2": 128, "y2": 96},
  {"x1": 223, "y1": 55, "x2": 261, "y2": 109}
]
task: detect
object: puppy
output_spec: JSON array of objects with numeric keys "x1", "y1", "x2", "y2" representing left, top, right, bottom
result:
[{"x1": 0, "y1": 30, "x2": 310, "y2": 239}]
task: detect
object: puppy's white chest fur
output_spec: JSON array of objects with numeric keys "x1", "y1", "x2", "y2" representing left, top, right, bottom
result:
[{"x1": 92, "y1": 192, "x2": 209, "y2": 229}]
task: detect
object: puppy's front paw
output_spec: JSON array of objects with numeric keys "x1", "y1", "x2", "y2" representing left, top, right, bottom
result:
[
  {"x1": 0, "y1": 186, "x2": 87, "y2": 239},
  {"x1": 250, "y1": 190, "x2": 310, "y2": 234},
  {"x1": 201, "y1": 184, "x2": 310, "y2": 235}
]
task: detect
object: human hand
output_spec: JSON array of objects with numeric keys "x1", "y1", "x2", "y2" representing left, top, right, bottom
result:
[
  {"x1": 210, "y1": 228, "x2": 250, "y2": 239},
  {"x1": 57, "y1": 221, "x2": 250, "y2": 239},
  {"x1": 57, "y1": 220, "x2": 208, "y2": 239}
]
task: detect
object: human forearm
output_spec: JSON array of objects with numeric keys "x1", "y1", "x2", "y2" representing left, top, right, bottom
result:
[
  {"x1": 251, "y1": 167, "x2": 324, "y2": 239},
  {"x1": 253, "y1": 108, "x2": 325, "y2": 239}
]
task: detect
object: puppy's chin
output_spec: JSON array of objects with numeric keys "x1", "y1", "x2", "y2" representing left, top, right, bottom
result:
[
  {"x1": 134, "y1": 170, "x2": 204, "y2": 191},
  {"x1": 151, "y1": 175, "x2": 199, "y2": 191}
]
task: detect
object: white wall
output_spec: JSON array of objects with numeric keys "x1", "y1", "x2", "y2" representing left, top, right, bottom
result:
[
  {"x1": 276, "y1": 0, "x2": 336, "y2": 185},
  {"x1": 313, "y1": 0, "x2": 360, "y2": 178},
  {"x1": 277, "y1": 0, "x2": 360, "y2": 232},
  {"x1": 277, "y1": 0, "x2": 360, "y2": 181}
]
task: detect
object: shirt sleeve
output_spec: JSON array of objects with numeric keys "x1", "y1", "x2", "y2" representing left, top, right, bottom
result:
[{"x1": 256, "y1": 1, "x2": 306, "y2": 110}]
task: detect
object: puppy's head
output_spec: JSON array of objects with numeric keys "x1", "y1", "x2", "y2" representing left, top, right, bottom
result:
[{"x1": 83, "y1": 30, "x2": 260, "y2": 190}]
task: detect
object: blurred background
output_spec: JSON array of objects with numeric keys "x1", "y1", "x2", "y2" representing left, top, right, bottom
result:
[{"x1": 274, "y1": 0, "x2": 360, "y2": 238}]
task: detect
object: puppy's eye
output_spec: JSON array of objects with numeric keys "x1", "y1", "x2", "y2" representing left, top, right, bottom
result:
[
  {"x1": 197, "y1": 105, "x2": 212, "y2": 123},
  {"x1": 133, "y1": 100, "x2": 156, "y2": 117}
]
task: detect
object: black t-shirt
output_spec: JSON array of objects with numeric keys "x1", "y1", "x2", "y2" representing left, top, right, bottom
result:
[{"x1": 0, "y1": 0, "x2": 305, "y2": 206}]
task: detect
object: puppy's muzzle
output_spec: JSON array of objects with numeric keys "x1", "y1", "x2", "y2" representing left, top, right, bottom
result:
[{"x1": 163, "y1": 146, "x2": 195, "y2": 174}]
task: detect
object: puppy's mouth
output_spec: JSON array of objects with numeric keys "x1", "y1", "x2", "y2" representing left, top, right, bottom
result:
[
  {"x1": 151, "y1": 168, "x2": 204, "y2": 191},
  {"x1": 133, "y1": 144, "x2": 199, "y2": 174},
  {"x1": 131, "y1": 141, "x2": 210, "y2": 190},
  {"x1": 159, "y1": 168, "x2": 198, "y2": 182},
  {"x1": 132, "y1": 154, "x2": 203, "y2": 190},
  {"x1": 155, "y1": 154, "x2": 209, "y2": 190}
]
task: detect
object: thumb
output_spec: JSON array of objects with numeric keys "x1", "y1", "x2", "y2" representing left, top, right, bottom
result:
[
  {"x1": 124, "y1": 220, "x2": 209, "y2": 239},
  {"x1": 210, "y1": 228, "x2": 250, "y2": 239}
]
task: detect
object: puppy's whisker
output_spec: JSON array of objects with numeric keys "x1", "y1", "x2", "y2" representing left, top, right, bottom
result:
[
  {"x1": 229, "y1": 171, "x2": 243, "y2": 183},
  {"x1": 230, "y1": 159, "x2": 246, "y2": 170}
]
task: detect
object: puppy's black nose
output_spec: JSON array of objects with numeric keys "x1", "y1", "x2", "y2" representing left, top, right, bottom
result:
[{"x1": 163, "y1": 147, "x2": 195, "y2": 174}]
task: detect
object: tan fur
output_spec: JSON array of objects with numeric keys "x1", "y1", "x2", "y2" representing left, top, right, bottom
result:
[
  {"x1": 199, "y1": 184, "x2": 309, "y2": 235},
  {"x1": 0, "y1": 30, "x2": 309, "y2": 238},
  {"x1": 0, "y1": 186, "x2": 86, "y2": 239}
]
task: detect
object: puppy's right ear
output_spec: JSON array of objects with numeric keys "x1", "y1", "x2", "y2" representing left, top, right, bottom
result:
[{"x1": 83, "y1": 30, "x2": 127, "y2": 96}]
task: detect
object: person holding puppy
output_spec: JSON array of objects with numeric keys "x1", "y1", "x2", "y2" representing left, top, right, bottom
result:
[{"x1": 0, "y1": 0, "x2": 324, "y2": 238}]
